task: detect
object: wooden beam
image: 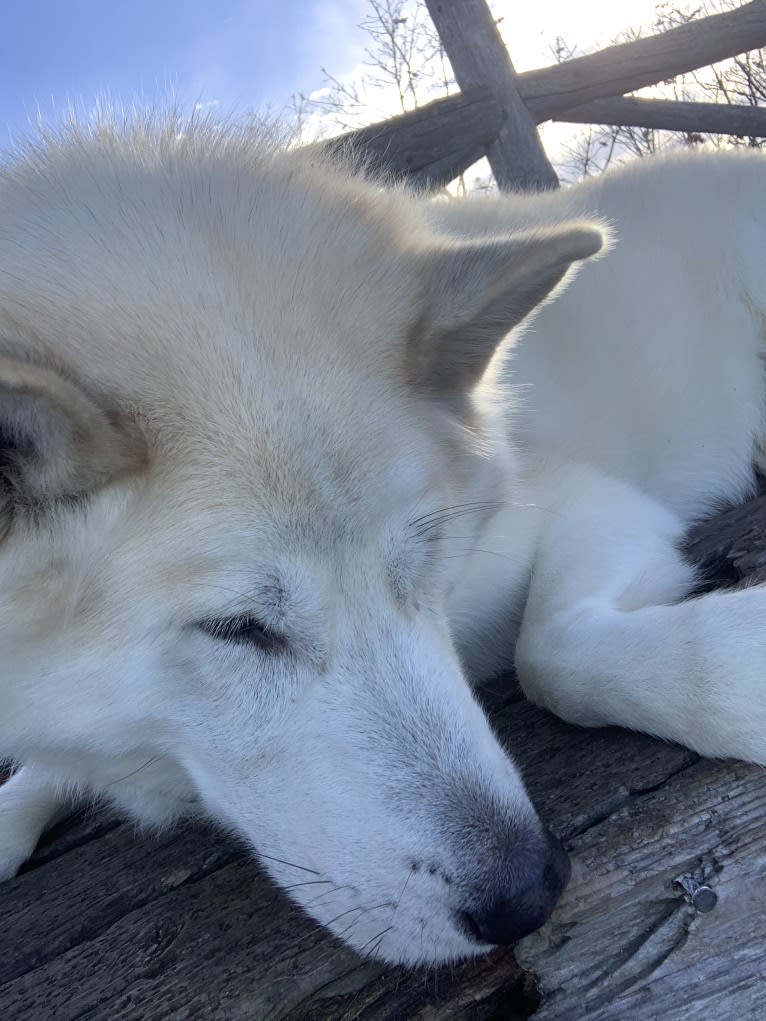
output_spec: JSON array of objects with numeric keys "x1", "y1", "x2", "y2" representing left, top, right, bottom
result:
[
  {"x1": 519, "y1": 0, "x2": 766, "y2": 122},
  {"x1": 554, "y1": 95, "x2": 766, "y2": 137},
  {"x1": 424, "y1": 0, "x2": 558, "y2": 192},
  {"x1": 318, "y1": 87, "x2": 501, "y2": 189},
  {"x1": 324, "y1": 1, "x2": 766, "y2": 189},
  {"x1": 685, "y1": 488, "x2": 766, "y2": 588},
  {"x1": 336, "y1": 92, "x2": 766, "y2": 192}
]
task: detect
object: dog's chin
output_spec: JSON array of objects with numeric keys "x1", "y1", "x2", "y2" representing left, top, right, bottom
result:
[
  {"x1": 279, "y1": 877, "x2": 491, "y2": 966},
  {"x1": 374, "y1": 932, "x2": 490, "y2": 968},
  {"x1": 325, "y1": 907, "x2": 492, "y2": 967}
]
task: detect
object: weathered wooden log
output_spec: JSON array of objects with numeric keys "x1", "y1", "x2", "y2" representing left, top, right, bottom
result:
[
  {"x1": 335, "y1": 91, "x2": 766, "y2": 193},
  {"x1": 520, "y1": 0, "x2": 766, "y2": 122},
  {"x1": 685, "y1": 485, "x2": 766, "y2": 588},
  {"x1": 333, "y1": 86, "x2": 766, "y2": 193},
  {"x1": 554, "y1": 95, "x2": 766, "y2": 138},
  {"x1": 331, "y1": 0, "x2": 766, "y2": 188},
  {"x1": 322, "y1": 0, "x2": 766, "y2": 191},
  {"x1": 425, "y1": 0, "x2": 559, "y2": 191},
  {"x1": 317, "y1": 87, "x2": 502, "y2": 189}
]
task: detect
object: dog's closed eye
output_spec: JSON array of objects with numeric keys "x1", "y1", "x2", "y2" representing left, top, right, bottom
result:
[{"x1": 197, "y1": 615, "x2": 287, "y2": 653}]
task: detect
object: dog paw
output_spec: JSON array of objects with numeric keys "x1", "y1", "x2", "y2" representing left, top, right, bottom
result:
[
  {"x1": 0, "y1": 820, "x2": 40, "y2": 880},
  {"x1": 0, "y1": 767, "x2": 65, "y2": 881}
]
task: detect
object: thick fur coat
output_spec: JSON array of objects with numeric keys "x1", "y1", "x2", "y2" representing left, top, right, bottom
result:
[{"x1": 0, "y1": 117, "x2": 764, "y2": 964}]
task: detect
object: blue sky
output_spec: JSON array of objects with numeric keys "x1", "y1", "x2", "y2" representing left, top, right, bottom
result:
[
  {"x1": 0, "y1": 1, "x2": 370, "y2": 150},
  {"x1": 0, "y1": 0, "x2": 662, "y2": 158}
]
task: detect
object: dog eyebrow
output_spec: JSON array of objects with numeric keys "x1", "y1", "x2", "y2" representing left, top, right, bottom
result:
[
  {"x1": 248, "y1": 575, "x2": 329, "y2": 666},
  {"x1": 254, "y1": 579, "x2": 289, "y2": 615},
  {"x1": 240, "y1": 577, "x2": 300, "y2": 635}
]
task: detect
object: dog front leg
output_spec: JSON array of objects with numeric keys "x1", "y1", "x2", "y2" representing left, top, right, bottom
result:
[
  {"x1": 0, "y1": 764, "x2": 75, "y2": 881},
  {"x1": 514, "y1": 469, "x2": 766, "y2": 764}
]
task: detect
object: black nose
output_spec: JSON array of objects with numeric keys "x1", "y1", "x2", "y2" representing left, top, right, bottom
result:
[{"x1": 458, "y1": 827, "x2": 570, "y2": 946}]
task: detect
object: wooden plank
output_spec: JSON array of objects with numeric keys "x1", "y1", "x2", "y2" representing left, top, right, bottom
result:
[
  {"x1": 337, "y1": 91, "x2": 766, "y2": 194},
  {"x1": 318, "y1": 87, "x2": 501, "y2": 190},
  {"x1": 515, "y1": 758, "x2": 766, "y2": 1021},
  {"x1": 324, "y1": 0, "x2": 766, "y2": 193},
  {"x1": 0, "y1": 801, "x2": 530, "y2": 1019},
  {"x1": 518, "y1": 0, "x2": 766, "y2": 122},
  {"x1": 424, "y1": 0, "x2": 558, "y2": 191},
  {"x1": 685, "y1": 488, "x2": 766, "y2": 588},
  {"x1": 554, "y1": 95, "x2": 766, "y2": 138},
  {"x1": 0, "y1": 705, "x2": 703, "y2": 1020},
  {"x1": 0, "y1": 731, "x2": 761, "y2": 1020}
]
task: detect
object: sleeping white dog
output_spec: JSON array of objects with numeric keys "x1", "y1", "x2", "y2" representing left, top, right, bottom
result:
[{"x1": 0, "y1": 116, "x2": 764, "y2": 965}]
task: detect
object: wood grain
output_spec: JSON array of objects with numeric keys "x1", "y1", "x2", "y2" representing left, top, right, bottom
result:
[{"x1": 425, "y1": 0, "x2": 559, "y2": 191}]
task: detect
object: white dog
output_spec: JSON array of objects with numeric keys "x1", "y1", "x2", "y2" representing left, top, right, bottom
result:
[{"x1": 0, "y1": 116, "x2": 764, "y2": 966}]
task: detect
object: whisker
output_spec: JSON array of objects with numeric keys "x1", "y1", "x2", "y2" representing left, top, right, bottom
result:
[
  {"x1": 395, "y1": 865, "x2": 415, "y2": 909},
  {"x1": 325, "y1": 904, "x2": 371, "y2": 931},
  {"x1": 411, "y1": 498, "x2": 503, "y2": 523},
  {"x1": 249, "y1": 886, "x2": 348, "y2": 984},
  {"x1": 311, "y1": 902, "x2": 395, "y2": 962},
  {"x1": 280, "y1": 878, "x2": 335, "y2": 894},
  {"x1": 356, "y1": 925, "x2": 393, "y2": 959},
  {"x1": 186, "y1": 580, "x2": 254, "y2": 599},
  {"x1": 409, "y1": 500, "x2": 504, "y2": 539},
  {"x1": 441, "y1": 547, "x2": 515, "y2": 562},
  {"x1": 279, "y1": 902, "x2": 388, "y2": 975},
  {"x1": 304, "y1": 883, "x2": 348, "y2": 911},
  {"x1": 257, "y1": 851, "x2": 321, "y2": 876},
  {"x1": 256, "y1": 881, "x2": 363, "y2": 977},
  {"x1": 104, "y1": 755, "x2": 162, "y2": 787},
  {"x1": 266, "y1": 896, "x2": 348, "y2": 970}
]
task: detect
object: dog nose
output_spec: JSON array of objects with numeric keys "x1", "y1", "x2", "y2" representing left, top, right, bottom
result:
[{"x1": 458, "y1": 827, "x2": 570, "y2": 946}]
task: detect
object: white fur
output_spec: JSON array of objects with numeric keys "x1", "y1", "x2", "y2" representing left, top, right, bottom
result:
[{"x1": 0, "y1": 120, "x2": 764, "y2": 966}]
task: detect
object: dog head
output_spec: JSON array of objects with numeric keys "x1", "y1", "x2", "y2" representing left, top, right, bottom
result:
[{"x1": 0, "y1": 119, "x2": 602, "y2": 963}]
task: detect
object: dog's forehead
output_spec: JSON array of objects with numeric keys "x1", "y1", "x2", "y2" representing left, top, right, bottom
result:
[
  {"x1": 0, "y1": 132, "x2": 423, "y2": 403},
  {"x1": 168, "y1": 375, "x2": 454, "y2": 552}
]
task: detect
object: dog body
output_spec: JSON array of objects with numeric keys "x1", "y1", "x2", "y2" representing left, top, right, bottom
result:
[{"x1": 0, "y1": 122, "x2": 764, "y2": 965}]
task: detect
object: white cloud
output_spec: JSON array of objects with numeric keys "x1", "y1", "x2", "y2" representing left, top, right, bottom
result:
[{"x1": 493, "y1": 0, "x2": 662, "y2": 71}]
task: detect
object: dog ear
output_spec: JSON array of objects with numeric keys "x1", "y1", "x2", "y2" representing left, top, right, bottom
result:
[
  {"x1": 0, "y1": 355, "x2": 147, "y2": 525},
  {"x1": 409, "y1": 223, "x2": 604, "y2": 395}
]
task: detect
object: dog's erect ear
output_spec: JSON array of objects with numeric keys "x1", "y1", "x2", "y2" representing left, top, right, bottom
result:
[
  {"x1": 0, "y1": 355, "x2": 147, "y2": 521},
  {"x1": 409, "y1": 223, "x2": 604, "y2": 395}
]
